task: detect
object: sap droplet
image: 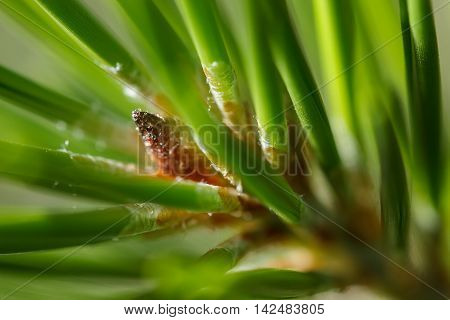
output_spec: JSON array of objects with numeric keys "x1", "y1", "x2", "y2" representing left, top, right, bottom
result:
[
  {"x1": 105, "y1": 62, "x2": 122, "y2": 74},
  {"x1": 123, "y1": 85, "x2": 139, "y2": 99},
  {"x1": 235, "y1": 180, "x2": 243, "y2": 193}
]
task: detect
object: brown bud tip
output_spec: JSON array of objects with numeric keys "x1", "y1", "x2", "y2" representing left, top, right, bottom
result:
[
  {"x1": 131, "y1": 109, "x2": 142, "y2": 122},
  {"x1": 132, "y1": 109, "x2": 169, "y2": 136}
]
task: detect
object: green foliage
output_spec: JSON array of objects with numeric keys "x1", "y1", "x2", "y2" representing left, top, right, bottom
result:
[
  {"x1": 400, "y1": 0, "x2": 443, "y2": 206},
  {"x1": 37, "y1": 0, "x2": 147, "y2": 85},
  {"x1": 263, "y1": 0, "x2": 341, "y2": 182},
  {"x1": 0, "y1": 0, "x2": 448, "y2": 299}
]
